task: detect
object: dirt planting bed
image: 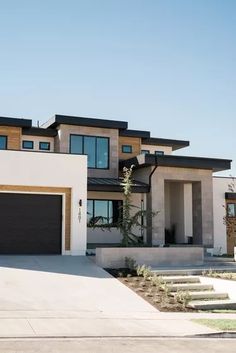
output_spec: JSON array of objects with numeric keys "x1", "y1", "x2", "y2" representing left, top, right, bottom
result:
[{"x1": 106, "y1": 268, "x2": 196, "y2": 312}]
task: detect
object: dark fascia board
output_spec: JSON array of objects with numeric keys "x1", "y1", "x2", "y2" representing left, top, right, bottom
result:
[
  {"x1": 120, "y1": 154, "x2": 232, "y2": 173},
  {"x1": 141, "y1": 137, "x2": 190, "y2": 151},
  {"x1": 22, "y1": 127, "x2": 58, "y2": 137},
  {"x1": 88, "y1": 183, "x2": 148, "y2": 193},
  {"x1": 41, "y1": 114, "x2": 128, "y2": 130},
  {"x1": 225, "y1": 192, "x2": 236, "y2": 200},
  {"x1": 0, "y1": 116, "x2": 32, "y2": 128},
  {"x1": 119, "y1": 129, "x2": 150, "y2": 138}
]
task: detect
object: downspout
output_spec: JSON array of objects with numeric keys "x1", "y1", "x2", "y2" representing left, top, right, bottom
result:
[
  {"x1": 146, "y1": 155, "x2": 158, "y2": 245},
  {"x1": 148, "y1": 155, "x2": 158, "y2": 192}
]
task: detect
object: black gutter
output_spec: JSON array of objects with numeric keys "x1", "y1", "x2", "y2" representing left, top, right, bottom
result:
[
  {"x1": 120, "y1": 154, "x2": 232, "y2": 173},
  {"x1": 148, "y1": 155, "x2": 158, "y2": 192}
]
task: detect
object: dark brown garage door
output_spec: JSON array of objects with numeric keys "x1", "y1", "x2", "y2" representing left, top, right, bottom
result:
[{"x1": 0, "y1": 193, "x2": 62, "y2": 254}]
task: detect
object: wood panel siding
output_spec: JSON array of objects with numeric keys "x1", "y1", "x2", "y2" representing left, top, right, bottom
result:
[
  {"x1": 0, "y1": 185, "x2": 71, "y2": 251},
  {"x1": 0, "y1": 126, "x2": 21, "y2": 150},
  {"x1": 119, "y1": 136, "x2": 141, "y2": 160}
]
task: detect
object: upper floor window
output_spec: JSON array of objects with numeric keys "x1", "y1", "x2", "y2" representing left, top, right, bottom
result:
[
  {"x1": 155, "y1": 150, "x2": 164, "y2": 155},
  {"x1": 70, "y1": 135, "x2": 109, "y2": 169},
  {"x1": 227, "y1": 203, "x2": 236, "y2": 218},
  {"x1": 122, "y1": 145, "x2": 132, "y2": 153},
  {"x1": 0, "y1": 135, "x2": 7, "y2": 150},
  {"x1": 87, "y1": 199, "x2": 122, "y2": 226},
  {"x1": 22, "y1": 140, "x2": 34, "y2": 149},
  {"x1": 141, "y1": 149, "x2": 150, "y2": 155},
  {"x1": 39, "y1": 142, "x2": 50, "y2": 151}
]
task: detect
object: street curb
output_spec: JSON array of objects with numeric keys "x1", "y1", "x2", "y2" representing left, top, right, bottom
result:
[{"x1": 189, "y1": 331, "x2": 236, "y2": 338}]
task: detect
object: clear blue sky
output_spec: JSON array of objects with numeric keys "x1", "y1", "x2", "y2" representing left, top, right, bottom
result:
[{"x1": 0, "y1": 0, "x2": 235, "y2": 175}]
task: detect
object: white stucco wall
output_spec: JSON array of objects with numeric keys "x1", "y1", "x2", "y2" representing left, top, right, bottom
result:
[
  {"x1": 212, "y1": 176, "x2": 230, "y2": 255},
  {"x1": 0, "y1": 150, "x2": 87, "y2": 255}
]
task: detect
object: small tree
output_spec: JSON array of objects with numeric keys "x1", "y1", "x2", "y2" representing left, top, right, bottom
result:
[{"x1": 117, "y1": 166, "x2": 157, "y2": 247}]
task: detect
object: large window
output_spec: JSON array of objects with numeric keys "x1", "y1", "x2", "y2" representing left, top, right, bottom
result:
[
  {"x1": 87, "y1": 199, "x2": 122, "y2": 226},
  {"x1": 227, "y1": 203, "x2": 236, "y2": 218},
  {"x1": 70, "y1": 135, "x2": 109, "y2": 169},
  {"x1": 0, "y1": 136, "x2": 7, "y2": 150}
]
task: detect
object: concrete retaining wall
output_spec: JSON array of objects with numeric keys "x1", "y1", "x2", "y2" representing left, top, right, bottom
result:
[{"x1": 96, "y1": 246, "x2": 204, "y2": 268}]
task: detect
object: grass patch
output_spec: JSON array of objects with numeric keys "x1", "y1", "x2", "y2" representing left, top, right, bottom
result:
[
  {"x1": 202, "y1": 270, "x2": 236, "y2": 281},
  {"x1": 192, "y1": 319, "x2": 236, "y2": 331},
  {"x1": 209, "y1": 309, "x2": 236, "y2": 314}
]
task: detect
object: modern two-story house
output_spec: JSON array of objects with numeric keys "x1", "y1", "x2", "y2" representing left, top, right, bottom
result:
[{"x1": 0, "y1": 114, "x2": 233, "y2": 256}]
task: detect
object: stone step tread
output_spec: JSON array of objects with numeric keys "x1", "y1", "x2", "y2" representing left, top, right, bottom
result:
[
  {"x1": 188, "y1": 299, "x2": 236, "y2": 310},
  {"x1": 165, "y1": 283, "x2": 214, "y2": 292},
  {"x1": 162, "y1": 276, "x2": 200, "y2": 283},
  {"x1": 170, "y1": 291, "x2": 228, "y2": 298},
  {"x1": 170, "y1": 291, "x2": 229, "y2": 300},
  {"x1": 152, "y1": 268, "x2": 236, "y2": 276}
]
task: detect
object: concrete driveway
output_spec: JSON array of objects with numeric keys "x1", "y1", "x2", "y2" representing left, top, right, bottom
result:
[
  {"x1": 0, "y1": 255, "x2": 154, "y2": 313},
  {"x1": 0, "y1": 256, "x2": 217, "y2": 337}
]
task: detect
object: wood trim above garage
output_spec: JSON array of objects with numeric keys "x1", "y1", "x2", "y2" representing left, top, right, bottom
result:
[{"x1": 0, "y1": 185, "x2": 71, "y2": 251}]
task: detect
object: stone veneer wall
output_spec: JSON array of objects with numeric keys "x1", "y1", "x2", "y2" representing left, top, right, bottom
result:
[
  {"x1": 55, "y1": 124, "x2": 119, "y2": 178},
  {"x1": 134, "y1": 166, "x2": 214, "y2": 247}
]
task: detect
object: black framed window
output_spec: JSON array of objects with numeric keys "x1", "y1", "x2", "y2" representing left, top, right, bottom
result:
[
  {"x1": 0, "y1": 135, "x2": 7, "y2": 150},
  {"x1": 122, "y1": 145, "x2": 132, "y2": 153},
  {"x1": 39, "y1": 142, "x2": 50, "y2": 151},
  {"x1": 227, "y1": 203, "x2": 236, "y2": 218},
  {"x1": 70, "y1": 135, "x2": 109, "y2": 169},
  {"x1": 141, "y1": 149, "x2": 150, "y2": 155},
  {"x1": 87, "y1": 199, "x2": 122, "y2": 226},
  {"x1": 22, "y1": 140, "x2": 34, "y2": 149},
  {"x1": 155, "y1": 150, "x2": 164, "y2": 155}
]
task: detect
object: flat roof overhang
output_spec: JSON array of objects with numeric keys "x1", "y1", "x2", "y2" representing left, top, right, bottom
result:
[
  {"x1": 120, "y1": 154, "x2": 232, "y2": 173},
  {"x1": 119, "y1": 129, "x2": 151, "y2": 139},
  {"x1": 22, "y1": 127, "x2": 58, "y2": 137},
  {"x1": 0, "y1": 116, "x2": 32, "y2": 128},
  {"x1": 41, "y1": 114, "x2": 128, "y2": 130},
  {"x1": 225, "y1": 192, "x2": 236, "y2": 200},
  {"x1": 88, "y1": 177, "x2": 149, "y2": 193},
  {"x1": 141, "y1": 137, "x2": 190, "y2": 151}
]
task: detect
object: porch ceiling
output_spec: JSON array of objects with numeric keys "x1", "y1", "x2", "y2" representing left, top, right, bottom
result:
[{"x1": 120, "y1": 154, "x2": 232, "y2": 173}]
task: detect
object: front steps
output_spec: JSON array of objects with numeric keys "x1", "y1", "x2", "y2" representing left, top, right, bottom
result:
[
  {"x1": 166, "y1": 283, "x2": 214, "y2": 292},
  {"x1": 159, "y1": 275, "x2": 236, "y2": 310},
  {"x1": 188, "y1": 299, "x2": 236, "y2": 310}
]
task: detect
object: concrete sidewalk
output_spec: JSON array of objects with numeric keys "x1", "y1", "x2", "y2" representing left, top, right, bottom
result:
[{"x1": 0, "y1": 310, "x2": 234, "y2": 337}]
